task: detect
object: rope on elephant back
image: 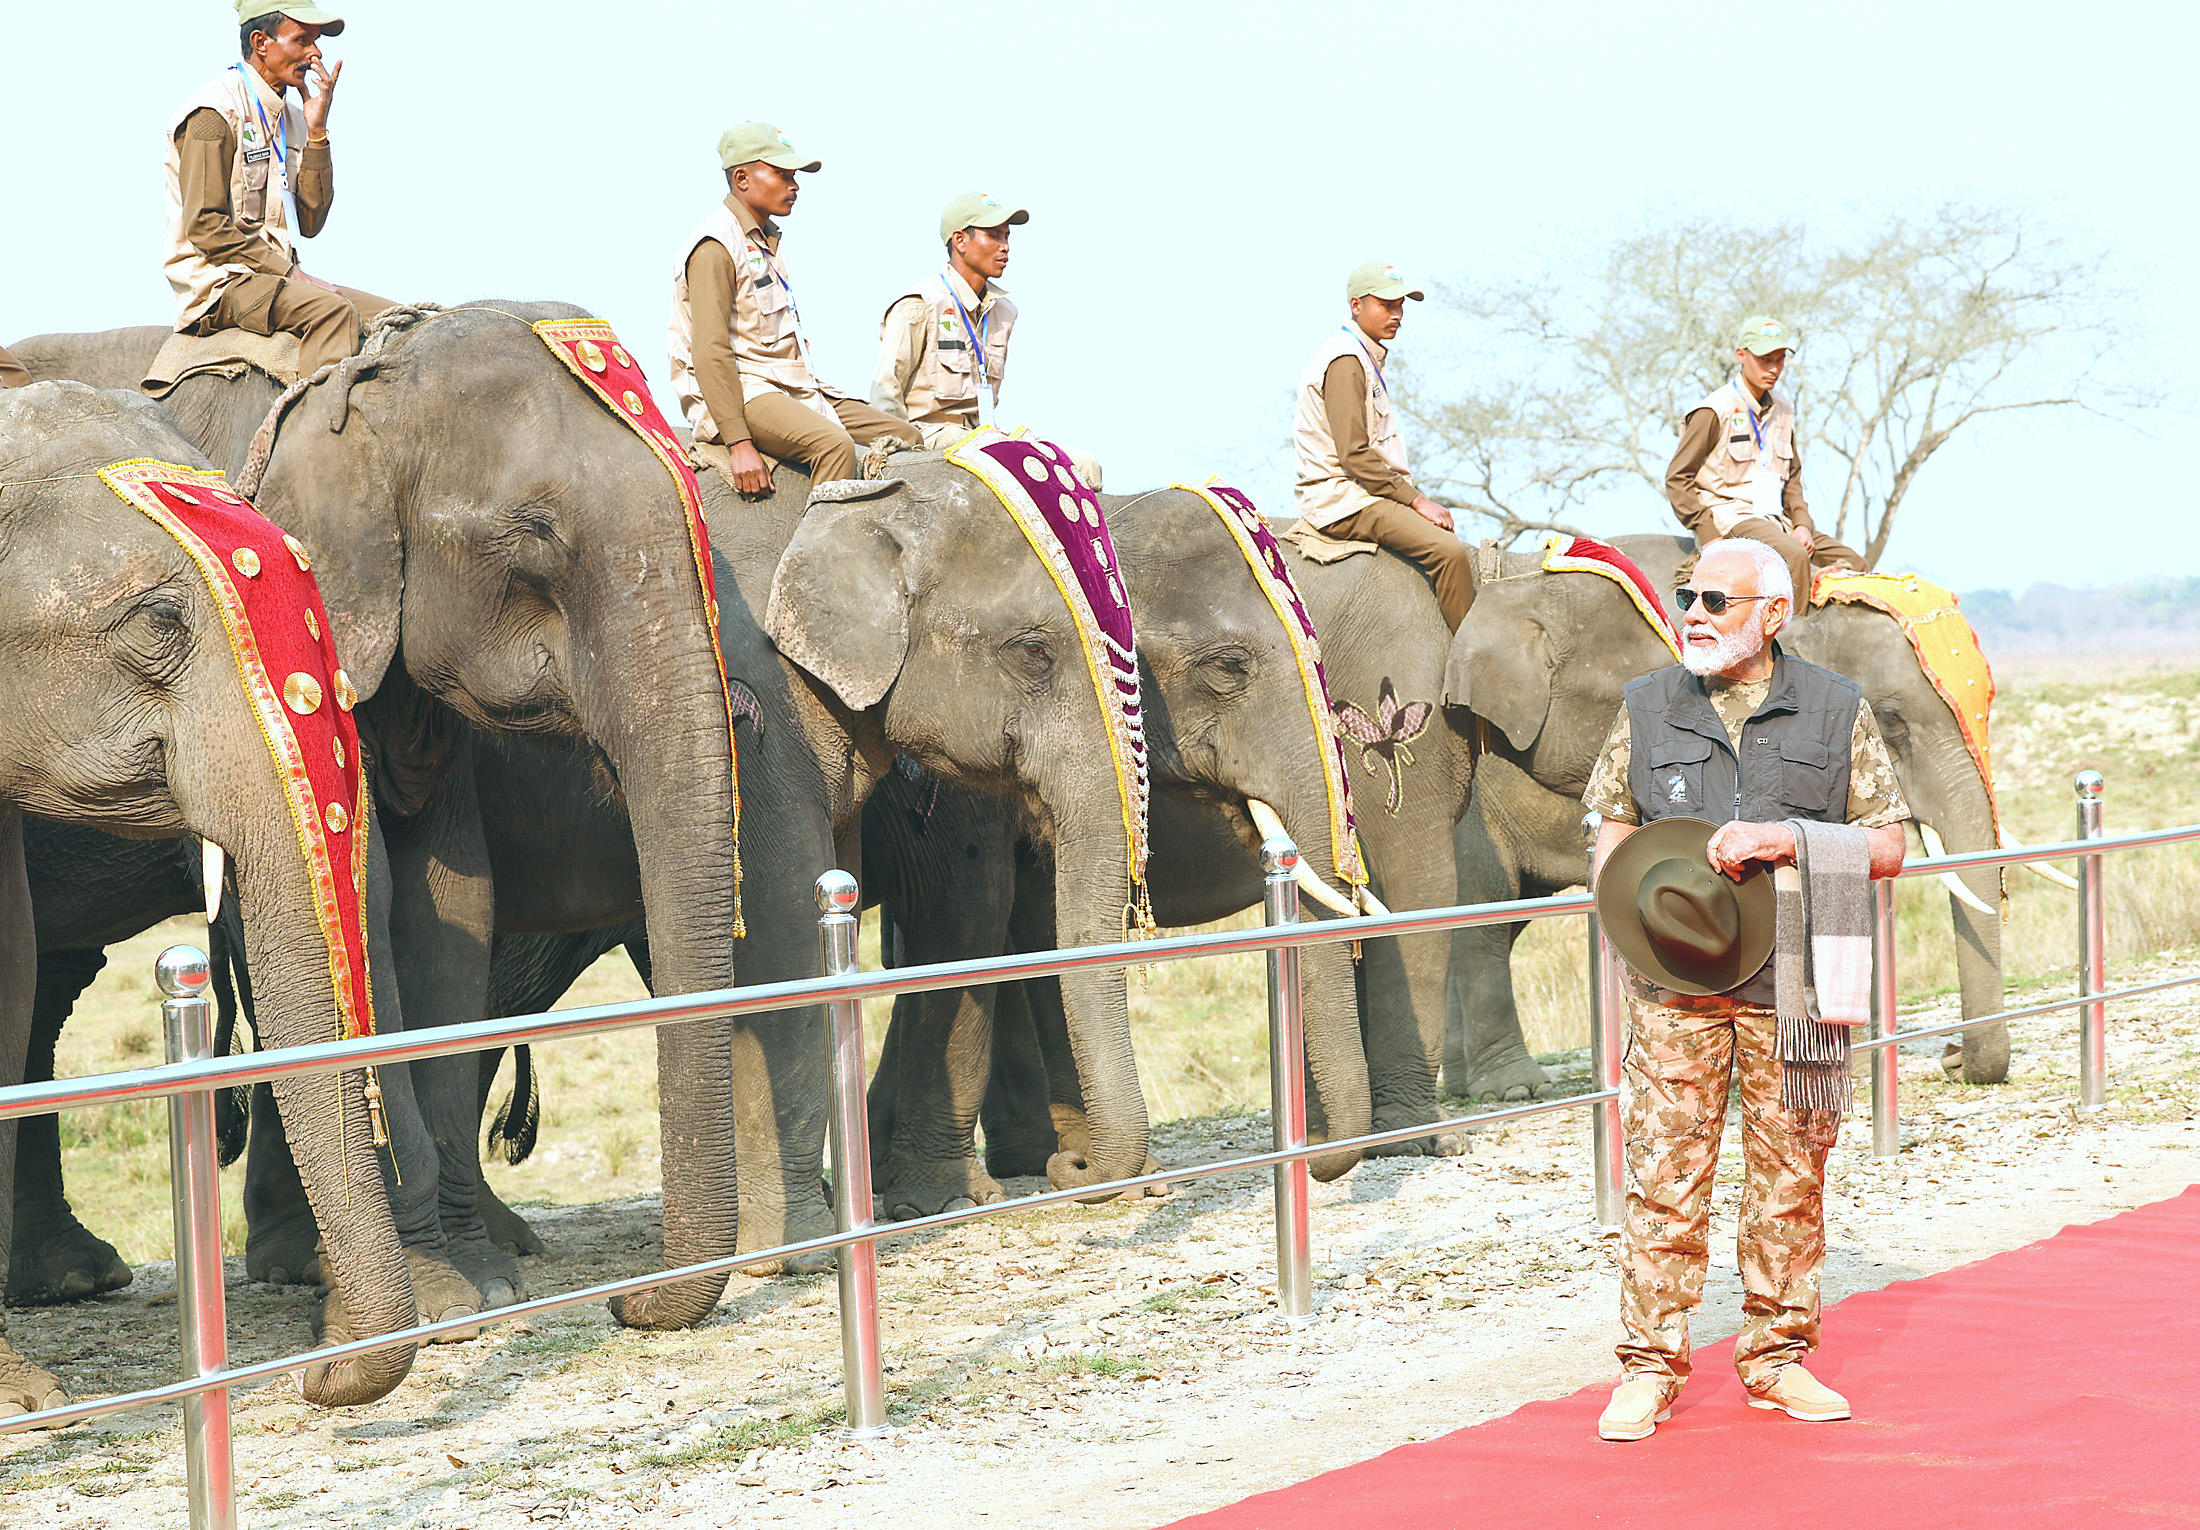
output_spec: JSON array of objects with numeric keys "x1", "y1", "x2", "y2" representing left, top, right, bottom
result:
[
  {"x1": 235, "y1": 301, "x2": 451, "y2": 498},
  {"x1": 863, "y1": 434, "x2": 919, "y2": 480}
]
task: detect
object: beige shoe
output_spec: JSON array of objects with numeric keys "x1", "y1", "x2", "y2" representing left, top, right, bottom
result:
[
  {"x1": 1597, "y1": 1377, "x2": 1674, "y2": 1441},
  {"x1": 1746, "y1": 1364, "x2": 1851, "y2": 1421}
]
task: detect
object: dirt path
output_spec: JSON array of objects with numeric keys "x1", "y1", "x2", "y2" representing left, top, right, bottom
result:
[{"x1": 5, "y1": 959, "x2": 2196, "y2": 1529}]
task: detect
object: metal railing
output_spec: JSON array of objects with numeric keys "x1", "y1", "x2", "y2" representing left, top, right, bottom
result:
[{"x1": 3, "y1": 773, "x2": 2197, "y2": 1529}]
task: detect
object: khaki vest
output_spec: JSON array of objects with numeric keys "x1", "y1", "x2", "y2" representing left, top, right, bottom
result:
[
  {"x1": 1292, "y1": 325, "x2": 1408, "y2": 529},
  {"x1": 1683, "y1": 378, "x2": 1799, "y2": 536},
  {"x1": 163, "y1": 66, "x2": 308, "y2": 330},
  {"x1": 881, "y1": 273, "x2": 1016, "y2": 435},
  {"x1": 667, "y1": 200, "x2": 839, "y2": 441}
]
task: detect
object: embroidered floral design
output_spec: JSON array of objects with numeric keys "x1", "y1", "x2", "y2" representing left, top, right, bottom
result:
[{"x1": 1332, "y1": 678, "x2": 1433, "y2": 815}]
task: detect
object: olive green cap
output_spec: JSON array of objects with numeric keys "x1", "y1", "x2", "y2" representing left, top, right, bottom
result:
[
  {"x1": 1346, "y1": 261, "x2": 1424, "y2": 302},
  {"x1": 236, "y1": 1, "x2": 345, "y2": 34},
  {"x1": 716, "y1": 122, "x2": 820, "y2": 173},
  {"x1": 940, "y1": 192, "x2": 1029, "y2": 245},
  {"x1": 1735, "y1": 314, "x2": 1797, "y2": 356}
]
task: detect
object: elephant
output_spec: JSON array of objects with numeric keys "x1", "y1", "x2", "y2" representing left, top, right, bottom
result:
[
  {"x1": 0, "y1": 382, "x2": 418, "y2": 1411},
  {"x1": 344, "y1": 443, "x2": 1167, "y2": 1327},
  {"x1": 1444, "y1": 532, "x2": 2008, "y2": 1091},
  {"x1": 7, "y1": 307, "x2": 742, "y2": 1325},
  {"x1": 860, "y1": 484, "x2": 1379, "y2": 1216}
]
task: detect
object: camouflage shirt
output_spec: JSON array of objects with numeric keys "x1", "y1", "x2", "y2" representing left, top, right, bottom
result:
[{"x1": 1581, "y1": 675, "x2": 1910, "y2": 829}]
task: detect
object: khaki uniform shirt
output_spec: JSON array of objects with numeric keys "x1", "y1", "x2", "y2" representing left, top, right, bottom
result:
[
  {"x1": 164, "y1": 66, "x2": 333, "y2": 330},
  {"x1": 1293, "y1": 325, "x2": 1415, "y2": 528},
  {"x1": 1665, "y1": 379, "x2": 1809, "y2": 536},
  {"x1": 1582, "y1": 677, "x2": 1909, "y2": 829},
  {"x1": 872, "y1": 269, "x2": 1016, "y2": 444},
  {"x1": 667, "y1": 195, "x2": 845, "y2": 449}
]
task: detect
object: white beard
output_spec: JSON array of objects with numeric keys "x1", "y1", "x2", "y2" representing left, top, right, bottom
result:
[{"x1": 1681, "y1": 612, "x2": 1768, "y2": 677}]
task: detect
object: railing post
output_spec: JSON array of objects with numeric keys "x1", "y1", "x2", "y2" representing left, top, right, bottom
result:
[
  {"x1": 1583, "y1": 813, "x2": 1624, "y2": 1227},
  {"x1": 2076, "y1": 771, "x2": 2107, "y2": 1111},
  {"x1": 1870, "y1": 878, "x2": 1900, "y2": 1158},
  {"x1": 816, "y1": 872, "x2": 889, "y2": 1438},
  {"x1": 1261, "y1": 837, "x2": 1312, "y2": 1320},
  {"x1": 159, "y1": 945, "x2": 235, "y2": 1530}
]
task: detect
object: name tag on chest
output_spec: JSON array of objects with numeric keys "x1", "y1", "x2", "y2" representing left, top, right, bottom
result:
[{"x1": 242, "y1": 144, "x2": 272, "y2": 165}]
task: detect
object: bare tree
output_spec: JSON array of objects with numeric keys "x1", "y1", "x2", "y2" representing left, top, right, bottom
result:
[{"x1": 1397, "y1": 207, "x2": 2126, "y2": 563}]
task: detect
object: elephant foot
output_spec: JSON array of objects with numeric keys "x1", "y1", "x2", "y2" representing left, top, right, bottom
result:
[
  {"x1": 439, "y1": 1229, "x2": 520, "y2": 1310},
  {"x1": 983, "y1": 1136, "x2": 1058, "y2": 1181},
  {"x1": 877, "y1": 1156, "x2": 1006, "y2": 1222},
  {"x1": 476, "y1": 1179, "x2": 548, "y2": 1258},
  {"x1": 1366, "y1": 1104, "x2": 1469, "y2": 1159},
  {"x1": 1941, "y1": 1026, "x2": 2011, "y2": 1086},
  {"x1": 1447, "y1": 1046, "x2": 1555, "y2": 1105},
  {"x1": 1104, "y1": 1153, "x2": 1170, "y2": 1202},
  {"x1": 735, "y1": 1203, "x2": 839, "y2": 1278},
  {"x1": 0, "y1": 1341, "x2": 69, "y2": 1422},
  {"x1": 1048, "y1": 1102, "x2": 1093, "y2": 1159},
  {"x1": 404, "y1": 1246, "x2": 487, "y2": 1342},
  {"x1": 6, "y1": 1209, "x2": 133, "y2": 1305},
  {"x1": 245, "y1": 1215, "x2": 324, "y2": 1288}
]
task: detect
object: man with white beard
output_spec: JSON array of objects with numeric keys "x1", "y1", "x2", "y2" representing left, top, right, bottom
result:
[{"x1": 1579, "y1": 537, "x2": 1908, "y2": 1442}]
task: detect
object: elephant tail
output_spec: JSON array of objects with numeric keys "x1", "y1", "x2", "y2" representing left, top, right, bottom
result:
[
  {"x1": 209, "y1": 879, "x2": 255, "y2": 1167},
  {"x1": 488, "y1": 1046, "x2": 540, "y2": 1166}
]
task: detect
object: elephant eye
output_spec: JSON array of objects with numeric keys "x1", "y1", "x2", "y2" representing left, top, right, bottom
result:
[
  {"x1": 1000, "y1": 631, "x2": 1056, "y2": 690},
  {"x1": 1196, "y1": 646, "x2": 1254, "y2": 695},
  {"x1": 113, "y1": 589, "x2": 193, "y2": 679}
]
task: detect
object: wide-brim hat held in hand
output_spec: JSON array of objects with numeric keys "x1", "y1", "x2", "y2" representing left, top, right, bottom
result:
[{"x1": 1593, "y1": 817, "x2": 1776, "y2": 996}]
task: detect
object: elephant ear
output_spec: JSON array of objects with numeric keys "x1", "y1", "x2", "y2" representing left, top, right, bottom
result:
[
  {"x1": 246, "y1": 380, "x2": 404, "y2": 702},
  {"x1": 1444, "y1": 605, "x2": 1554, "y2": 753},
  {"x1": 766, "y1": 487, "x2": 913, "y2": 709}
]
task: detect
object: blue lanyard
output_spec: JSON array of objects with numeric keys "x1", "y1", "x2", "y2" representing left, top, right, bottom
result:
[
  {"x1": 1730, "y1": 379, "x2": 1766, "y2": 450},
  {"x1": 751, "y1": 232, "x2": 816, "y2": 370},
  {"x1": 231, "y1": 65, "x2": 298, "y2": 236},
  {"x1": 943, "y1": 272, "x2": 993, "y2": 418},
  {"x1": 1344, "y1": 324, "x2": 1389, "y2": 398}
]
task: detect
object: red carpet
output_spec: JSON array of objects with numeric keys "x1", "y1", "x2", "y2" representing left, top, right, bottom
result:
[{"x1": 1169, "y1": 1185, "x2": 2200, "y2": 1530}]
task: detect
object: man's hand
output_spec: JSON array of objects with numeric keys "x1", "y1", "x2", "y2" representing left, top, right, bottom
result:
[
  {"x1": 727, "y1": 439, "x2": 773, "y2": 496},
  {"x1": 1794, "y1": 525, "x2": 1815, "y2": 553},
  {"x1": 304, "y1": 58, "x2": 342, "y2": 138},
  {"x1": 1705, "y1": 820, "x2": 1796, "y2": 879},
  {"x1": 1410, "y1": 494, "x2": 1454, "y2": 532}
]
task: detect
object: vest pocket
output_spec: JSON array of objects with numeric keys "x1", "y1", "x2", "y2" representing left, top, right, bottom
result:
[
  {"x1": 1645, "y1": 738, "x2": 1713, "y2": 818},
  {"x1": 1776, "y1": 738, "x2": 1840, "y2": 813}
]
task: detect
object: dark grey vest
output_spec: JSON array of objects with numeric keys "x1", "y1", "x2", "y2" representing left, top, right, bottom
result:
[{"x1": 1621, "y1": 643, "x2": 1862, "y2": 1004}]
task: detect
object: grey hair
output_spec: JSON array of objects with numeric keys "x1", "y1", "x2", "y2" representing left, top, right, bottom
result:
[
  {"x1": 1697, "y1": 537, "x2": 1794, "y2": 606},
  {"x1": 239, "y1": 13, "x2": 287, "y2": 58}
]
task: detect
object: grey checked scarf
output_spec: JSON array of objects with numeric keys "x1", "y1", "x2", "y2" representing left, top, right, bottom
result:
[{"x1": 1772, "y1": 819, "x2": 1874, "y2": 1111}]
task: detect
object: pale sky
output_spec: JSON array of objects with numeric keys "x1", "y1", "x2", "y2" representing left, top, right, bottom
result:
[{"x1": 7, "y1": 0, "x2": 2195, "y2": 593}]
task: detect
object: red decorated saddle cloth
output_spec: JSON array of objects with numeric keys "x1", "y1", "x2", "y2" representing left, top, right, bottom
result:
[{"x1": 1539, "y1": 533, "x2": 1682, "y2": 660}]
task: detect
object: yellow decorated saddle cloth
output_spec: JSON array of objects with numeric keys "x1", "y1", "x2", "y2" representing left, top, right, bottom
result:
[
  {"x1": 143, "y1": 327, "x2": 303, "y2": 396},
  {"x1": 1810, "y1": 568, "x2": 1997, "y2": 818}
]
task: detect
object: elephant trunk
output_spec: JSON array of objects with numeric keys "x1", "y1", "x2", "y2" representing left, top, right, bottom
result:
[
  {"x1": 216, "y1": 812, "x2": 417, "y2": 1406},
  {"x1": 1906, "y1": 729, "x2": 2007, "y2": 1084},
  {"x1": 1041, "y1": 787, "x2": 1149, "y2": 1200},
  {"x1": 586, "y1": 654, "x2": 742, "y2": 1331}
]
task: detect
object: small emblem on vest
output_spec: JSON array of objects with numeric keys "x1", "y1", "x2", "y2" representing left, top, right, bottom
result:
[{"x1": 1665, "y1": 771, "x2": 1689, "y2": 804}]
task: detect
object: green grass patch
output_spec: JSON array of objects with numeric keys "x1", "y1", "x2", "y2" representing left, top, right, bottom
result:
[{"x1": 632, "y1": 1405, "x2": 846, "y2": 1469}]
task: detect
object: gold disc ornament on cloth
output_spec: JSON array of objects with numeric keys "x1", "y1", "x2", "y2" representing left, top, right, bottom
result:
[
  {"x1": 283, "y1": 672, "x2": 324, "y2": 715},
  {"x1": 325, "y1": 801, "x2": 349, "y2": 834},
  {"x1": 578, "y1": 339, "x2": 607, "y2": 372},
  {"x1": 304, "y1": 608, "x2": 319, "y2": 640},
  {"x1": 333, "y1": 736, "x2": 346, "y2": 768},
  {"x1": 333, "y1": 670, "x2": 356, "y2": 711},
  {"x1": 283, "y1": 534, "x2": 311, "y2": 571},
  {"x1": 622, "y1": 390, "x2": 645, "y2": 415},
  {"x1": 231, "y1": 547, "x2": 261, "y2": 578}
]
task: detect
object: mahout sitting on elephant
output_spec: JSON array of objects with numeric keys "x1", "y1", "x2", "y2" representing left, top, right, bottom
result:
[{"x1": 0, "y1": 381, "x2": 420, "y2": 1412}]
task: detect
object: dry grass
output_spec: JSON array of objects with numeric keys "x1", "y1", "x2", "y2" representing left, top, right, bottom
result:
[{"x1": 44, "y1": 664, "x2": 2200, "y2": 1256}]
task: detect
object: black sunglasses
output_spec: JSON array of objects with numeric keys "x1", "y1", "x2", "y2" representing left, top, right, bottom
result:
[{"x1": 1674, "y1": 587, "x2": 1773, "y2": 616}]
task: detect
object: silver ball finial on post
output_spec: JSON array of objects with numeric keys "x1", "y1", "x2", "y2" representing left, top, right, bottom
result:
[
  {"x1": 1259, "y1": 836, "x2": 1300, "y2": 877},
  {"x1": 815, "y1": 869, "x2": 860, "y2": 916},
  {"x1": 156, "y1": 945, "x2": 212, "y2": 999},
  {"x1": 2075, "y1": 769, "x2": 2105, "y2": 803}
]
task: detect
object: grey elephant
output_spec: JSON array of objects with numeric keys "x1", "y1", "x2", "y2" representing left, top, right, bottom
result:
[
  {"x1": 862, "y1": 483, "x2": 1378, "y2": 1216},
  {"x1": 7, "y1": 307, "x2": 741, "y2": 1324},
  {"x1": 0, "y1": 382, "x2": 419, "y2": 1412},
  {"x1": 356, "y1": 442, "x2": 1172, "y2": 1323},
  {"x1": 1444, "y1": 532, "x2": 2009, "y2": 1089}
]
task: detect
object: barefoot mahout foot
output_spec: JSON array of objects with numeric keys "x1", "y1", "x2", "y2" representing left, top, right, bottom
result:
[
  {"x1": 5, "y1": 1208, "x2": 133, "y2": 1305},
  {"x1": 1597, "y1": 1377, "x2": 1676, "y2": 1441},
  {"x1": 0, "y1": 1344, "x2": 68, "y2": 1421},
  {"x1": 1746, "y1": 1363, "x2": 1851, "y2": 1421}
]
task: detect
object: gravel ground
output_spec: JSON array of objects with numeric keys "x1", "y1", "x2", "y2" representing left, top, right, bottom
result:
[{"x1": 5, "y1": 957, "x2": 2196, "y2": 1529}]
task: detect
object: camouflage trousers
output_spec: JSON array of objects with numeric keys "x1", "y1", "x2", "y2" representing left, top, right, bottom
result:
[{"x1": 1617, "y1": 998, "x2": 1841, "y2": 1392}]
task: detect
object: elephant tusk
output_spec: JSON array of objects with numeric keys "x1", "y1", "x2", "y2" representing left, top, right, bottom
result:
[
  {"x1": 1998, "y1": 826, "x2": 2082, "y2": 891},
  {"x1": 1245, "y1": 798, "x2": 1362, "y2": 919},
  {"x1": 201, "y1": 839, "x2": 226, "y2": 926},
  {"x1": 1355, "y1": 884, "x2": 1391, "y2": 917},
  {"x1": 1918, "y1": 823, "x2": 1997, "y2": 916}
]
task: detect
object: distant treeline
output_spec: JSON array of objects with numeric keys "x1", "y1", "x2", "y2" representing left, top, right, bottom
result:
[{"x1": 1961, "y1": 578, "x2": 2200, "y2": 656}]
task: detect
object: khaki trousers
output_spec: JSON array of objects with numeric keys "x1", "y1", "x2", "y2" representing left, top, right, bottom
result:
[
  {"x1": 1322, "y1": 498, "x2": 1477, "y2": 631},
  {"x1": 743, "y1": 392, "x2": 921, "y2": 486},
  {"x1": 1617, "y1": 998, "x2": 1840, "y2": 1393},
  {"x1": 1679, "y1": 503, "x2": 1864, "y2": 602},
  {"x1": 0, "y1": 344, "x2": 29, "y2": 389},
  {"x1": 200, "y1": 274, "x2": 395, "y2": 380}
]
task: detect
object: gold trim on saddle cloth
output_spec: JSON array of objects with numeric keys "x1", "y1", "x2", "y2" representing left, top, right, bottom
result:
[
  {"x1": 531, "y1": 317, "x2": 745, "y2": 937},
  {"x1": 945, "y1": 428, "x2": 1153, "y2": 928},
  {"x1": 96, "y1": 459, "x2": 377, "y2": 1043},
  {"x1": 1178, "y1": 481, "x2": 1368, "y2": 894}
]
